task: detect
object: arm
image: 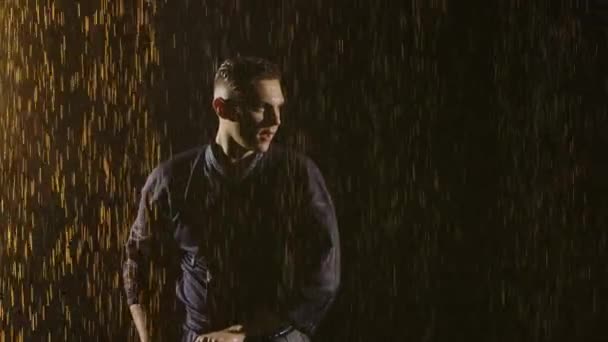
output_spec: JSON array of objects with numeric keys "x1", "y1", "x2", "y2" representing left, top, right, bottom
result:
[
  {"x1": 122, "y1": 166, "x2": 172, "y2": 342},
  {"x1": 129, "y1": 304, "x2": 149, "y2": 342},
  {"x1": 248, "y1": 158, "x2": 341, "y2": 339},
  {"x1": 285, "y1": 159, "x2": 341, "y2": 336}
]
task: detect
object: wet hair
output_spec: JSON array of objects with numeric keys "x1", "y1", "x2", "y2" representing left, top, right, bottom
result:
[{"x1": 213, "y1": 56, "x2": 281, "y2": 104}]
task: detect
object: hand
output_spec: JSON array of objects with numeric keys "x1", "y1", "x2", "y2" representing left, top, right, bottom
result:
[
  {"x1": 195, "y1": 324, "x2": 245, "y2": 342},
  {"x1": 242, "y1": 308, "x2": 289, "y2": 336}
]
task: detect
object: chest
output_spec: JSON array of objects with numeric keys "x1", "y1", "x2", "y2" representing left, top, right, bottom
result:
[{"x1": 172, "y1": 173, "x2": 302, "y2": 268}]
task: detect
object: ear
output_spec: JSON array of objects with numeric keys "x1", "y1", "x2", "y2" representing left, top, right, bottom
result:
[
  {"x1": 212, "y1": 97, "x2": 226, "y2": 117},
  {"x1": 213, "y1": 97, "x2": 238, "y2": 121}
]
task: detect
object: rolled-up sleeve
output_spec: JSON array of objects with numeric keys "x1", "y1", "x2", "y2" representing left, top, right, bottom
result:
[
  {"x1": 282, "y1": 158, "x2": 341, "y2": 336},
  {"x1": 123, "y1": 166, "x2": 171, "y2": 306}
]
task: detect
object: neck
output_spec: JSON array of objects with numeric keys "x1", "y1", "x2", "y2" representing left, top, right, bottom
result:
[{"x1": 214, "y1": 130, "x2": 255, "y2": 164}]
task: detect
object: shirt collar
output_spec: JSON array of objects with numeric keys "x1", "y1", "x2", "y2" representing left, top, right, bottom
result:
[{"x1": 204, "y1": 143, "x2": 265, "y2": 182}]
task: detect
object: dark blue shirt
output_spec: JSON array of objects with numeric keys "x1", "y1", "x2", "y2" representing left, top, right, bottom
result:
[{"x1": 122, "y1": 143, "x2": 340, "y2": 338}]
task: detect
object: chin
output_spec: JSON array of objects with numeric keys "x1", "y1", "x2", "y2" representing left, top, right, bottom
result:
[
  {"x1": 257, "y1": 142, "x2": 271, "y2": 152},
  {"x1": 253, "y1": 140, "x2": 272, "y2": 152},
  {"x1": 243, "y1": 134, "x2": 273, "y2": 152}
]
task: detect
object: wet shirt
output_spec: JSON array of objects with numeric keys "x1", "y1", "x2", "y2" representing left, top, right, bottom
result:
[{"x1": 122, "y1": 143, "x2": 341, "y2": 338}]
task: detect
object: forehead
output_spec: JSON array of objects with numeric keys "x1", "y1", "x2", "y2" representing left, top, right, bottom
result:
[{"x1": 253, "y1": 79, "x2": 284, "y2": 104}]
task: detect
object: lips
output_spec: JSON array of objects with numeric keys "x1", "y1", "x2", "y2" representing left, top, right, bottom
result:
[
  {"x1": 258, "y1": 129, "x2": 275, "y2": 136},
  {"x1": 257, "y1": 130, "x2": 274, "y2": 143}
]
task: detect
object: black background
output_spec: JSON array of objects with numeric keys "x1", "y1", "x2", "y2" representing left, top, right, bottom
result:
[{"x1": 1, "y1": 0, "x2": 608, "y2": 341}]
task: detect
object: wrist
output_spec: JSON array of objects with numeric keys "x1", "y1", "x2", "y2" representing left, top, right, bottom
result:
[
  {"x1": 244, "y1": 324, "x2": 293, "y2": 341},
  {"x1": 267, "y1": 324, "x2": 294, "y2": 339}
]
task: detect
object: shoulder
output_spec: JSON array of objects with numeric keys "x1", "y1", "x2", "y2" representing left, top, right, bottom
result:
[
  {"x1": 156, "y1": 145, "x2": 206, "y2": 176},
  {"x1": 143, "y1": 145, "x2": 207, "y2": 194},
  {"x1": 265, "y1": 142, "x2": 307, "y2": 166},
  {"x1": 265, "y1": 143, "x2": 324, "y2": 181}
]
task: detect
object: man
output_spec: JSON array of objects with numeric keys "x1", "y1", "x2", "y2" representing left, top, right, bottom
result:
[{"x1": 123, "y1": 56, "x2": 341, "y2": 342}]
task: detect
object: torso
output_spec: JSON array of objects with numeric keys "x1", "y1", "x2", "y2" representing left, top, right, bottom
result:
[{"x1": 161, "y1": 143, "x2": 307, "y2": 331}]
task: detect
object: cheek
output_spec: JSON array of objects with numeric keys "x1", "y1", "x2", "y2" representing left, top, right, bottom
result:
[
  {"x1": 240, "y1": 111, "x2": 261, "y2": 126},
  {"x1": 250, "y1": 111, "x2": 264, "y2": 124},
  {"x1": 236, "y1": 123, "x2": 257, "y2": 141},
  {"x1": 242, "y1": 114, "x2": 263, "y2": 134}
]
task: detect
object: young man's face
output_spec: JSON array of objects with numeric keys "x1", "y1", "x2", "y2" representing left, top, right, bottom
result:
[{"x1": 233, "y1": 79, "x2": 284, "y2": 153}]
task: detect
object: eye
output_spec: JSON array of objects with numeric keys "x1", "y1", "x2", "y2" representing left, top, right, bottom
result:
[
  {"x1": 259, "y1": 103, "x2": 273, "y2": 113},
  {"x1": 252, "y1": 103, "x2": 265, "y2": 112}
]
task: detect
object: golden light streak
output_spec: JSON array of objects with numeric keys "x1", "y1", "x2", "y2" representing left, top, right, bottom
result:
[{"x1": 1, "y1": 0, "x2": 165, "y2": 339}]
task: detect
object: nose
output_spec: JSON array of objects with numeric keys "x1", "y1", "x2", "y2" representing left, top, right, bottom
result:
[{"x1": 265, "y1": 106, "x2": 281, "y2": 126}]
